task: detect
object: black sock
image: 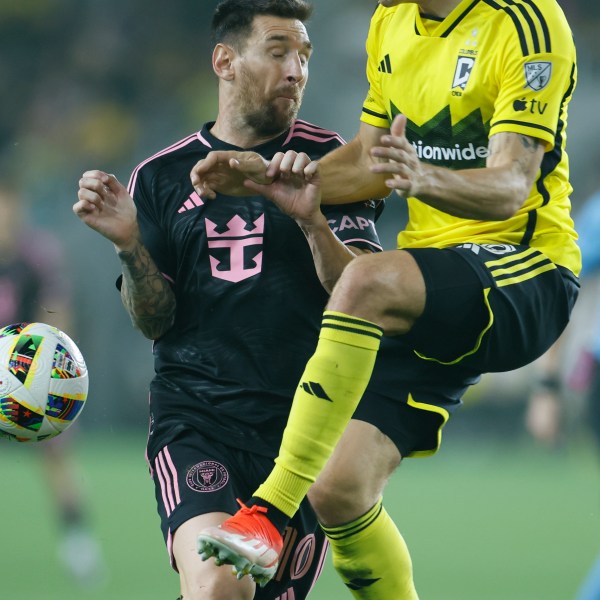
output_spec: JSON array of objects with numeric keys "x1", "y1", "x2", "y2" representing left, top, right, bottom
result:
[{"x1": 246, "y1": 497, "x2": 290, "y2": 535}]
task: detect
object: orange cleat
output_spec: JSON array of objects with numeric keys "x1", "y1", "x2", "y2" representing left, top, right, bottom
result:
[{"x1": 197, "y1": 499, "x2": 283, "y2": 587}]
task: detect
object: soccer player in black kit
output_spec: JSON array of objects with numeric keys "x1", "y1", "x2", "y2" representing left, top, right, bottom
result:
[{"x1": 74, "y1": 1, "x2": 383, "y2": 599}]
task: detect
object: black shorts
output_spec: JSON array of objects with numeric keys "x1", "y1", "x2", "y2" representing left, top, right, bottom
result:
[
  {"x1": 149, "y1": 427, "x2": 327, "y2": 600},
  {"x1": 354, "y1": 243, "x2": 579, "y2": 458}
]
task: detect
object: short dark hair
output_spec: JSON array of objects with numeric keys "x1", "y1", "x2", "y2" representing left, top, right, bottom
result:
[{"x1": 212, "y1": 0, "x2": 313, "y2": 49}]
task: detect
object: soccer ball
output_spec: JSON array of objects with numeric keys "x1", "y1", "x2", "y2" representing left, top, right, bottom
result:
[{"x1": 0, "y1": 322, "x2": 89, "y2": 442}]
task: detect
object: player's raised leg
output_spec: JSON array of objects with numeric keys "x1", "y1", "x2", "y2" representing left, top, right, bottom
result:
[{"x1": 198, "y1": 251, "x2": 426, "y2": 583}]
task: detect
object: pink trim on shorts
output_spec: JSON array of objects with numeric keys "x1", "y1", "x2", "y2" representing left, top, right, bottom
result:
[
  {"x1": 307, "y1": 539, "x2": 329, "y2": 596},
  {"x1": 154, "y1": 446, "x2": 182, "y2": 517}
]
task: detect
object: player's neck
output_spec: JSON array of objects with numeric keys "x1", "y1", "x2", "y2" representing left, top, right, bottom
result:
[
  {"x1": 210, "y1": 116, "x2": 285, "y2": 150},
  {"x1": 418, "y1": 0, "x2": 462, "y2": 18}
]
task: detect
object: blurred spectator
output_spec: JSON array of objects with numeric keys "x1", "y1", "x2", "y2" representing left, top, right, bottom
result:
[
  {"x1": 0, "y1": 182, "x2": 107, "y2": 588},
  {"x1": 525, "y1": 185, "x2": 600, "y2": 599},
  {"x1": 572, "y1": 187, "x2": 600, "y2": 600}
]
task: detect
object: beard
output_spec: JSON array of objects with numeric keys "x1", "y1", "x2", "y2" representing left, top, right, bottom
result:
[{"x1": 237, "y1": 73, "x2": 303, "y2": 137}]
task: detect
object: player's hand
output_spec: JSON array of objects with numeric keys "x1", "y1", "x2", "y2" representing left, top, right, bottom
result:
[
  {"x1": 190, "y1": 151, "x2": 273, "y2": 199},
  {"x1": 244, "y1": 151, "x2": 322, "y2": 226},
  {"x1": 369, "y1": 113, "x2": 427, "y2": 198},
  {"x1": 73, "y1": 170, "x2": 140, "y2": 251}
]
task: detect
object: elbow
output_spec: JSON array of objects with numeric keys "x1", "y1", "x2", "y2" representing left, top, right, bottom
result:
[
  {"x1": 486, "y1": 184, "x2": 529, "y2": 221},
  {"x1": 491, "y1": 201, "x2": 522, "y2": 221},
  {"x1": 136, "y1": 319, "x2": 173, "y2": 341},
  {"x1": 132, "y1": 309, "x2": 176, "y2": 341}
]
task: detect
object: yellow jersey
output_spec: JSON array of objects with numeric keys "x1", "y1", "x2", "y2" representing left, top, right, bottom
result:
[{"x1": 361, "y1": 0, "x2": 581, "y2": 275}]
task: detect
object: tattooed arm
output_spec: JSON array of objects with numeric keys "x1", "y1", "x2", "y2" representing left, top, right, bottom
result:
[
  {"x1": 74, "y1": 170, "x2": 175, "y2": 340},
  {"x1": 368, "y1": 114, "x2": 546, "y2": 221},
  {"x1": 117, "y1": 243, "x2": 176, "y2": 339}
]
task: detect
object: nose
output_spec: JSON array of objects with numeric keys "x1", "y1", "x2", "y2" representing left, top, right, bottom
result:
[{"x1": 285, "y1": 53, "x2": 306, "y2": 83}]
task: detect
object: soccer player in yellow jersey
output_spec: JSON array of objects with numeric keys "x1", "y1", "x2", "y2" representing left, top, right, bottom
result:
[{"x1": 191, "y1": 0, "x2": 580, "y2": 597}]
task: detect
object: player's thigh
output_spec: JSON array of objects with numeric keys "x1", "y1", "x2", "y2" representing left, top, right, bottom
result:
[
  {"x1": 328, "y1": 249, "x2": 426, "y2": 335},
  {"x1": 398, "y1": 245, "x2": 578, "y2": 369},
  {"x1": 174, "y1": 513, "x2": 255, "y2": 600},
  {"x1": 151, "y1": 428, "x2": 327, "y2": 599},
  {"x1": 149, "y1": 431, "x2": 250, "y2": 580},
  {"x1": 446, "y1": 244, "x2": 580, "y2": 371},
  {"x1": 397, "y1": 246, "x2": 491, "y2": 363},
  {"x1": 309, "y1": 419, "x2": 401, "y2": 526}
]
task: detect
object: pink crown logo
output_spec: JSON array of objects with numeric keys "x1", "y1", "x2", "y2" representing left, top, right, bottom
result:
[{"x1": 205, "y1": 214, "x2": 265, "y2": 239}]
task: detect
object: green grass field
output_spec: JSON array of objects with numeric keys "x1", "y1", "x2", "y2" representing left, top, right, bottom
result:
[{"x1": 1, "y1": 429, "x2": 598, "y2": 600}]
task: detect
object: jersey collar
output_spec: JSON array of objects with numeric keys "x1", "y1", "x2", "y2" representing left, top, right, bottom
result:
[
  {"x1": 414, "y1": 0, "x2": 480, "y2": 38},
  {"x1": 199, "y1": 122, "x2": 292, "y2": 156}
]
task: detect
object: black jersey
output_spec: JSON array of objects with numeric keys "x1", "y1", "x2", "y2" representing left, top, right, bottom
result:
[{"x1": 127, "y1": 120, "x2": 383, "y2": 459}]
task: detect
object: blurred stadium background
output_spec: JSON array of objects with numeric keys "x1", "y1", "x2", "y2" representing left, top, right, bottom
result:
[{"x1": 1, "y1": 0, "x2": 600, "y2": 598}]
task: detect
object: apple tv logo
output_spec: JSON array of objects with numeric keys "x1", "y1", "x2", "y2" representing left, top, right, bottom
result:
[
  {"x1": 513, "y1": 98, "x2": 528, "y2": 111},
  {"x1": 512, "y1": 98, "x2": 548, "y2": 115}
]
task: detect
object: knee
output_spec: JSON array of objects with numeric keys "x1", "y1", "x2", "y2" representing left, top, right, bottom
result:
[
  {"x1": 332, "y1": 254, "x2": 379, "y2": 305},
  {"x1": 176, "y1": 549, "x2": 255, "y2": 600},
  {"x1": 179, "y1": 567, "x2": 254, "y2": 600},
  {"x1": 309, "y1": 469, "x2": 381, "y2": 527},
  {"x1": 329, "y1": 251, "x2": 425, "y2": 335}
]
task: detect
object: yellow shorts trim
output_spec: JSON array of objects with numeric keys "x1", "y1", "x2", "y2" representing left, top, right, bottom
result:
[
  {"x1": 414, "y1": 287, "x2": 493, "y2": 366},
  {"x1": 405, "y1": 394, "x2": 450, "y2": 458},
  {"x1": 485, "y1": 248, "x2": 557, "y2": 287}
]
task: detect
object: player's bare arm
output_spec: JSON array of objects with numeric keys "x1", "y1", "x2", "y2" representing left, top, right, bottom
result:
[
  {"x1": 245, "y1": 150, "x2": 367, "y2": 293},
  {"x1": 316, "y1": 121, "x2": 391, "y2": 204},
  {"x1": 190, "y1": 123, "x2": 392, "y2": 206},
  {"x1": 370, "y1": 114, "x2": 545, "y2": 221},
  {"x1": 190, "y1": 150, "x2": 273, "y2": 199},
  {"x1": 74, "y1": 170, "x2": 175, "y2": 339},
  {"x1": 117, "y1": 244, "x2": 176, "y2": 340}
]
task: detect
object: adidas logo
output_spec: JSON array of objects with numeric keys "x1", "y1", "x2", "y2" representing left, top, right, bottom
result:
[
  {"x1": 300, "y1": 381, "x2": 332, "y2": 401},
  {"x1": 178, "y1": 191, "x2": 204, "y2": 213},
  {"x1": 346, "y1": 577, "x2": 382, "y2": 591},
  {"x1": 377, "y1": 54, "x2": 392, "y2": 74}
]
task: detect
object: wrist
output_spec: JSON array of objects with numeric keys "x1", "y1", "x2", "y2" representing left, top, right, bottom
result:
[
  {"x1": 114, "y1": 226, "x2": 142, "y2": 255},
  {"x1": 114, "y1": 237, "x2": 141, "y2": 256},
  {"x1": 296, "y1": 212, "x2": 328, "y2": 233}
]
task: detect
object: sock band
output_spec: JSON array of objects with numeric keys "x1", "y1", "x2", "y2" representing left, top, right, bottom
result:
[
  {"x1": 321, "y1": 499, "x2": 383, "y2": 541},
  {"x1": 323, "y1": 500, "x2": 418, "y2": 598},
  {"x1": 321, "y1": 311, "x2": 383, "y2": 349}
]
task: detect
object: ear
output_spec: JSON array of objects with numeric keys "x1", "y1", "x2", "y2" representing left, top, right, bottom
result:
[{"x1": 213, "y1": 43, "x2": 236, "y2": 81}]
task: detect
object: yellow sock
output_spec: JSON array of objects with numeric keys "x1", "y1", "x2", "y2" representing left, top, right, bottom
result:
[
  {"x1": 322, "y1": 499, "x2": 418, "y2": 599},
  {"x1": 255, "y1": 311, "x2": 382, "y2": 517}
]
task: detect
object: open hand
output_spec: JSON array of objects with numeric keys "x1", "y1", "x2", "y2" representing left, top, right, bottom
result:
[{"x1": 369, "y1": 114, "x2": 426, "y2": 198}]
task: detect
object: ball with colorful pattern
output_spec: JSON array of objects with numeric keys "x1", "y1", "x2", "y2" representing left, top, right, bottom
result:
[{"x1": 0, "y1": 322, "x2": 88, "y2": 442}]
